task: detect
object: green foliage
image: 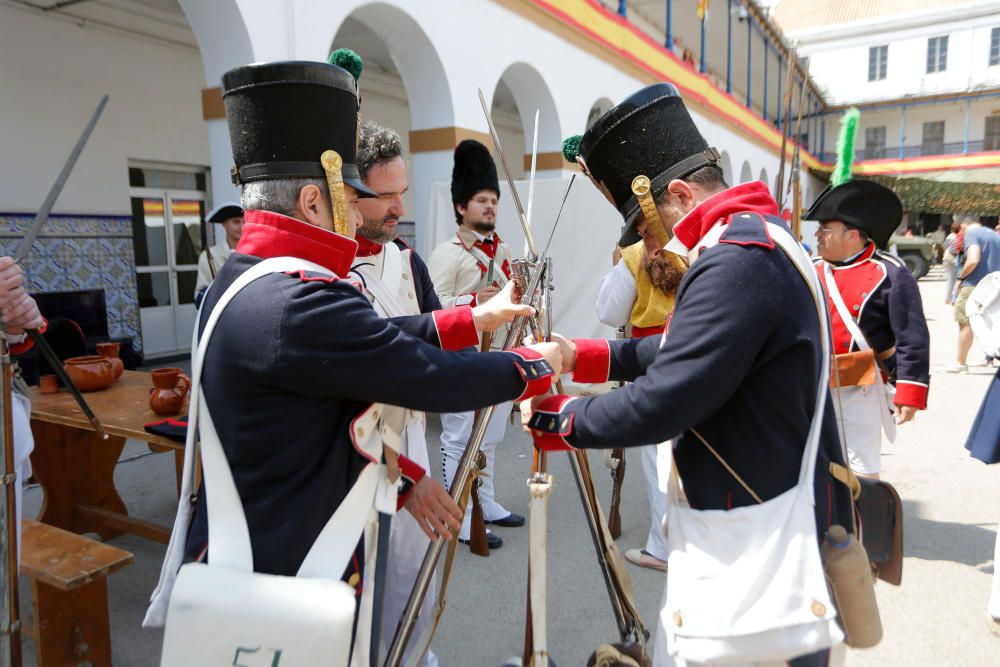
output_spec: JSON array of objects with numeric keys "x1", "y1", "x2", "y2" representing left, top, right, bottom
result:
[
  {"x1": 328, "y1": 48, "x2": 363, "y2": 82},
  {"x1": 831, "y1": 107, "x2": 860, "y2": 187},
  {"x1": 562, "y1": 135, "x2": 582, "y2": 163},
  {"x1": 867, "y1": 175, "x2": 1000, "y2": 216}
]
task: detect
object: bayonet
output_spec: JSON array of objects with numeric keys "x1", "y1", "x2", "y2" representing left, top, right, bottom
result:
[{"x1": 477, "y1": 89, "x2": 539, "y2": 261}]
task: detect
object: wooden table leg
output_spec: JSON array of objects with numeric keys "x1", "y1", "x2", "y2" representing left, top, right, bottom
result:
[{"x1": 29, "y1": 420, "x2": 127, "y2": 540}]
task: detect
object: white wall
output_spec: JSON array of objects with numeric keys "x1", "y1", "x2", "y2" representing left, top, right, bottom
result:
[
  {"x1": 795, "y1": 5, "x2": 1000, "y2": 105},
  {"x1": 0, "y1": 5, "x2": 209, "y2": 215}
]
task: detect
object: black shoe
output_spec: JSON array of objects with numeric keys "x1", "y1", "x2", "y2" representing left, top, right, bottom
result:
[
  {"x1": 486, "y1": 512, "x2": 525, "y2": 527},
  {"x1": 460, "y1": 532, "x2": 503, "y2": 549}
]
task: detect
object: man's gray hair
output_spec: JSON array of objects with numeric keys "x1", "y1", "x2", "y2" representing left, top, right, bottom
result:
[
  {"x1": 241, "y1": 178, "x2": 329, "y2": 217},
  {"x1": 955, "y1": 214, "x2": 980, "y2": 225},
  {"x1": 358, "y1": 120, "x2": 406, "y2": 181}
]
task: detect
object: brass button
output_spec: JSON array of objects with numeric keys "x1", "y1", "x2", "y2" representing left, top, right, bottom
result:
[
  {"x1": 402, "y1": 273, "x2": 409, "y2": 280},
  {"x1": 371, "y1": 410, "x2": 380, "y2": 420},
  {"x1": 811, "y1": 599, "x2": 826, "y2": 617},
  {"x1": 348, "y1": 573, "x2": 360, "y2": 587},
  {"x1": 357, "y1": 427, "x2": 365, "y2": 438},
  {"x1": 672, "y1": 611, "x2": 683, "y2": 627},
  {"x1": 408, "y1": 292, "x2": 415, "y2": 299}
]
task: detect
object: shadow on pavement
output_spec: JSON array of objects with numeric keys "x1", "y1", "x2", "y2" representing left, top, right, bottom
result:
[{"x1": 903, "y1": 499, "x2": 996, "y2": 568}]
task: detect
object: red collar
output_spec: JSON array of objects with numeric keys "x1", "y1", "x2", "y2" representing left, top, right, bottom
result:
[
  {"x1": 235, "y1": 210, "x2": 358, "y2": 276},
  {"x1": 831, "y1": 243, "x2": 876, "y2": 267},
  {"x1": 671, "y1": 181, "x2": 779, "y2": 250},
  {"x1": 354, "y1": 235, "x2": 383, "y2": 257}
]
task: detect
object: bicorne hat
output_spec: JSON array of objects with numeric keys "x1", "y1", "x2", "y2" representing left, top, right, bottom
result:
[
  {"x1": 804, "y1": 180, "x2": 902, "y2": 248},
  {"x1": 221, "y1": 61, "x2": 375, "y2": 197},
  {"x1": 451, "y1": 140, "x2": 500, "y2": 205},
  {"x1": 206, "y1": 202, "x2": 243, "y2": 223},
  {"x1": 578, "y1": 83, "x2": 720, "y2": 246}
]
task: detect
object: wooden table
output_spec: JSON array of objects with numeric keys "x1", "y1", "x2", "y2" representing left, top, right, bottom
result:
[{"x1": 28, "y1": 370, "x2": 186, "y2": 544}]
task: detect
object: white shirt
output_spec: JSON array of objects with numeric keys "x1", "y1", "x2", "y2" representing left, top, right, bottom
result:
[{"x1": 596, "y1": 261, "x2": 638, "y2": 328}]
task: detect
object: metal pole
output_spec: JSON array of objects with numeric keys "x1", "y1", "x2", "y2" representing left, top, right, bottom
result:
[
  {"x1": 700, "y1": 14, "x2": 706, "y2": 73},
  {"x1": 777, "y1": 56, "x2": 783, "y2": 129},
  {"x1": 746, "y1": 13, "x2": 752, "y2": 108},
  {"x1": 618, "y1": 0, "x2": 626, "y2": 18},
  {"x1": 763, "y1": 38, "x2": 769, "y2": 120},
  {"x1": 821, "y1": 113, "x2": 827, "y2": 160},
  {"x1": 964, "y1": 99, "x2": 971, "y2": 153},
  {"x1": 899, "y1": 106, "x2": 906, "y2": 160},
  {"x1": 726, "y1": 0, "x2": 733, "y2": 93},
  {"x1": 665, "y1": 0, "x2": 672, "y2": 49}
]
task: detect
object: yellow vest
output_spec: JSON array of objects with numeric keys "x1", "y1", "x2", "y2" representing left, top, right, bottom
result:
[{"x1": 620, "y1": 241, "x2": 681, "y2": 329}]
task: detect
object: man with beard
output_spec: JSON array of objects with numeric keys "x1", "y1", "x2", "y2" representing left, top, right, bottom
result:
[
  {"x1": 524, "y1": 83, "x2": 854, "y2": 666},
  {"x1": 592, "y1": 198, "x2": 692, "y2": 573},
  {"x1": 351, "y1": 120, "x2": 447, "y2": 665},
  {"x1": 428, "y1": 140, "x2": 524, "y2": 551}
]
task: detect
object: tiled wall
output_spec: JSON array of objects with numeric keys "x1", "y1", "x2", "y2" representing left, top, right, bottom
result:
[{"x1": 0, "y1": 214, "x2": 142, "y2": 353}]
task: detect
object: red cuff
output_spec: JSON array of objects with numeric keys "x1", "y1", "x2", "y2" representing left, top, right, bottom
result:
[
  {"x1": 571, "y1": 338, "x2": 612, "y2": 384},
  {"x1": 528, "y1": 394, "x2": 577, "y2": 451},
  {"x1": 432, "y1": 306, "x2": 479, "y2": 350},
  {"x1": 396, "y1": 454, "x2": 427, "y2": 511},
  {"x1": 9, "y1": 318, "x2": 47, "y2": 356},
  {"x1": 893, "y1": 381, "x2": 928, "y2": 410},
  {"x1": 509, "y1": 346, "x2": 555, "y2": 400}
]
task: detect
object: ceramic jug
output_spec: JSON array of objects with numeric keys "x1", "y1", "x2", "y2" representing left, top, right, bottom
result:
[{"x1": 149, "y1": 367, "x2": 191, "y2": 416}]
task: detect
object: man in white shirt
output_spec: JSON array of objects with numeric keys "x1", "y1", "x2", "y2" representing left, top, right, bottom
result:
[{"x1": 194, "y1": 202, "x2": 243, "y2": 303}]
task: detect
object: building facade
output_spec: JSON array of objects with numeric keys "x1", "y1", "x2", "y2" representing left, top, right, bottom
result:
[{"x1": 1, "y1": 0, "x2": 834, "y2": 356}]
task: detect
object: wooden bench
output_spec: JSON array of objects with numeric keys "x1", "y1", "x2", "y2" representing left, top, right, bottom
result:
[{"x1": 21, "y1": 519, "x2": 134, "y2": 666}]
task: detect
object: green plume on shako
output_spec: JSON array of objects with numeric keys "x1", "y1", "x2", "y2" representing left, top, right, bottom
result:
[
  {"x1": 328, "y1": 48, "x2": 363, "y2": 83},
  {"x1": 831, "y1": 107, "x2": 860, "y2": 188},
  {"x1": 562, "y1": 135, "x2": 583, "y2": 163}
]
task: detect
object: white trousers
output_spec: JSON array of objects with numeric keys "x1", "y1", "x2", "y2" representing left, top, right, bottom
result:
[
  {"x1": 440, "y1": 404, "x2": 512, "y2": 540},
  {"x1": 990, "y1": 519, "x2": 1000, "y2": 619},
  {"x1": 831, "y1": 385, "x2": 895, "y2": 475},
  {"x1": 640, "y1": 444, "x2": 669, "y2": 561},
  {"x1": 11, "y1": 393, "x2": 32, "y2": 559}
]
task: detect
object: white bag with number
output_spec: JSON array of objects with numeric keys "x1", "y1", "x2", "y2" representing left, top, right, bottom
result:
[
  {"x1": 661, "y1": 223, "x2": 844, "y2": 664},
  {"x1": 160, "y1": 257, "x2": 384, "y2": 667}
]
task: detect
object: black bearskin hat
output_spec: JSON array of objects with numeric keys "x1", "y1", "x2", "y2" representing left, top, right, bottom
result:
[{"x1": 451, "y1": 140, "x2": 500, "y2": 204}]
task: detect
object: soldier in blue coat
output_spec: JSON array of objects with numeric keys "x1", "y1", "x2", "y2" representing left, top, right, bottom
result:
[
  {"x1": 145, "y1": 60, "x2": 561, "y2": 650},
  {"x1": 524, "y1": 84, "x2": 854, "y2": 666}
]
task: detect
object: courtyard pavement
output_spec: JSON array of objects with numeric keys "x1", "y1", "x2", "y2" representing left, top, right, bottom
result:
[{"x1": 16, "y1": 266, "x2": 1000, "y2": 665}]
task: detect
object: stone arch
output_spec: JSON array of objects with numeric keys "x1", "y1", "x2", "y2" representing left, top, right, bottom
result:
[
  {"x1": 718, "y1": 151, "x2": 734, "y2": 186},
  {"x1": 758, "y1": 168, "x2": 768, "y2": 187},
  {"x1": 490, "y1": 61, "x2": 563, "y2": 177},
  {"x1": 740, "y1": 160, "x2": 753, "y2": 184},
  {"x1": 331, "y1": 3, "x2": 454, "y2": 130},
  {"x1": 587, "y1": 97, "x2": 615, "y2": 130}
]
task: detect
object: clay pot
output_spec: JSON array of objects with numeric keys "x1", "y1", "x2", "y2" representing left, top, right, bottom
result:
[
  {"x1": 63, "y1": 356, "x2": 115, "y2": 392},
  {"x1": 96, "y1": 342, "x2": 124, "y2": 379},
  {"x1": 149, "y1": 367, "x2": 191, "y2": 416}
]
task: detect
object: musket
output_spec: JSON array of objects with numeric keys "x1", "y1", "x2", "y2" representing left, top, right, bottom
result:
[
  {"x1": 0, "y1": 336, "x2": 20, "y2": 667},
  {"x1": 467, "y1": 257, "x2": 496, "y2": 557},
  {"x1": 385, "y1": 175, "x2": 575, "y2": 667},
  {"x1": 775, "y1": 48, "x2": 798, "y2": 211},
  {"x1": 15, "y1": 97, "x2": 110, "y2": 442},
  {"x1": 788, "y1": 61, "x2": 810, "y2": 240},
  {"x1": 607, "y1": 325, "x2": 628, "y2": 540}
]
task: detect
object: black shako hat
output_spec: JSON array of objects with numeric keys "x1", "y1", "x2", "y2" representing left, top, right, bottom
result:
[
  {"x1": 805, "y1": 180, "x2": 902, "y2": 248},
  {"x1": 579, "y1": 83, "x2": 719, "y2": 246},
  {"x1": 451, "y1": 140, "x2": 500, "y2": 204},
  {"x1": 221, "y1": 60, "x2": 375, "y2": 197}
]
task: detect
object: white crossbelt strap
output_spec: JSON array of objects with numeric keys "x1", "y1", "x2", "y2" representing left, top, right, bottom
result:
[
  {"x1": 357, "y1": 243, "x2": 409, "y2": 319},
  {"x1": 465, "y1": 242, "x2": 510, "y2": 290}
]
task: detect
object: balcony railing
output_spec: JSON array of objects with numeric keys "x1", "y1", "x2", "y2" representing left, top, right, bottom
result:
[{"x1": 818, "y1": 140, "x2": 994, "y2": 163}]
